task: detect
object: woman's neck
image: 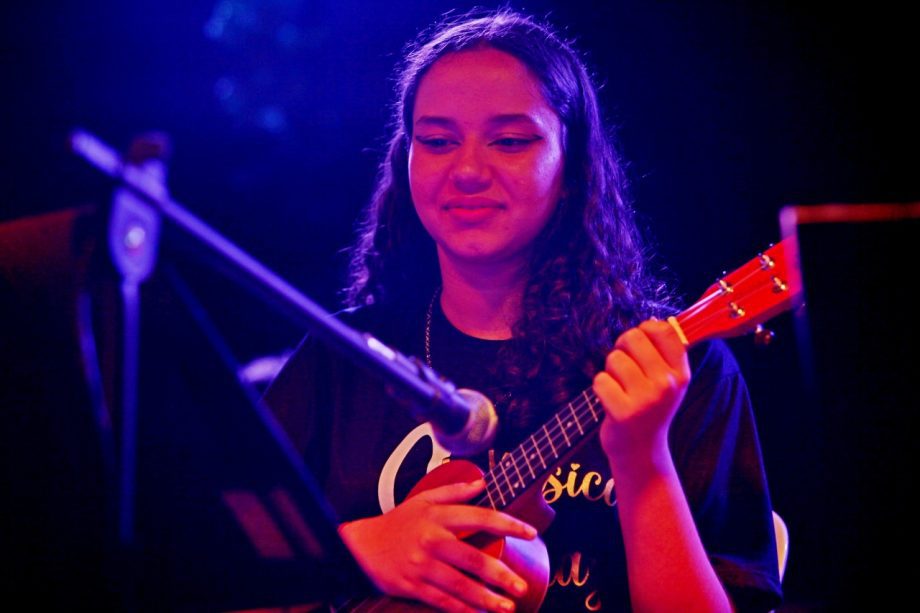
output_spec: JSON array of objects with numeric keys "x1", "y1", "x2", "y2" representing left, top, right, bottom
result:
[{"x1": 437, "y1": 253, "x2": 528, "y2": 340}]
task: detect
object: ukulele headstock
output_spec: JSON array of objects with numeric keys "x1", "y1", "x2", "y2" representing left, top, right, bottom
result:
[{"x1": 675, "y1": 238, "x2": 803, "y2": 346}]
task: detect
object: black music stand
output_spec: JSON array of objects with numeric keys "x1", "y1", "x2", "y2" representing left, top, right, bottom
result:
[
  {"x1": 0, "y1": 204, "x2": 371, "y2": 611},
  {"x1": 780, "y1": 202, "x2": 919, "y2": 610},
  {"x1": 1, "y1": 207, "x2": 118, "y2": 609}
]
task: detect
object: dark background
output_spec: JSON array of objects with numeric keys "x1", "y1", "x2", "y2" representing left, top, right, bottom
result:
[{"x1": 2, "y1": 1, "x2": 917, "y2": 610}]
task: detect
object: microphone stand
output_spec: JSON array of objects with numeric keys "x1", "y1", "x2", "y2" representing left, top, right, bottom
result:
[{"x1": 70, "y1": 129, "x2": 495, "y2": 542}]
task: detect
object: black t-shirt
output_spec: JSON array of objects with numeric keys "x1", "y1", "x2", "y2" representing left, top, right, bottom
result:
[{"x1": 262, "y1": 300, "x2": 783, "y2": 611}]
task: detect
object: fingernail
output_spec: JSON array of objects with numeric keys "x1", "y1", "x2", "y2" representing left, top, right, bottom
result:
[
  {"x1": 499, "y1": 599, "x2": 515, "y2": 612},
  {"x1": 514, "y1": 579, "x2": 527, "y2": 595},
  {"x1": 468, "y1": 478, "x2": 485, "y2": 488}
]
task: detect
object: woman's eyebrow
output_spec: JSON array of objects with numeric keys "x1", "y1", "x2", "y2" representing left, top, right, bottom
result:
[
  {"x1": 486, "y1": 113, "x2": 540, "y2": 128},
  {"x1": 414, "y1": 116, "x2": 458, "y2": 130},
  {"x1": 414, "y1": 113, "x2": 542, "y2": 130}
]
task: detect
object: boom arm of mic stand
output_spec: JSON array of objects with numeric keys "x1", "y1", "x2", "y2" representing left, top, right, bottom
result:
[{"x1": 69, "y1": 129, "x2": 481, "y2": 441}]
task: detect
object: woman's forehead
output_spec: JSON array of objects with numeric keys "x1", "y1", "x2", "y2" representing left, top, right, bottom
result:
[{"x1": 412, "y1": 47, "x2": 556, "y2": 127}]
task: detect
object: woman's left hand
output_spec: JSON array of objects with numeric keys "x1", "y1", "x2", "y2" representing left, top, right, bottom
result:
[{"x1": 593, "y1": 318, "x2": 690, "y2": 471}]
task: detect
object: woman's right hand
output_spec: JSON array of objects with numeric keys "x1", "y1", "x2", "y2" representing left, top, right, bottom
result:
[{"x1": 338, "y1": 479, "x2": 537, "y2": 613}]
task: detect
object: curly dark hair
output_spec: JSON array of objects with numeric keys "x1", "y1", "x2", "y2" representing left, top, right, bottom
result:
[{"x1": 345, "y1": 8, "x2": 672, "y2": 434}]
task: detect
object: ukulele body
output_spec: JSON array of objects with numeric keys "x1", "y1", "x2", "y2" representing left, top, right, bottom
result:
[{"x1": 344, "y1": 459, "x2": 552, "y2": 612}]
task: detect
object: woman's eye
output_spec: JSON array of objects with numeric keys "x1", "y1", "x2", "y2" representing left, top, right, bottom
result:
[
  {"x1": 492, "y1": 136, "x2": 539, "y2": 150},
  {"x1": 416, "y1": 136, "x2": 455, "y2": 149}
]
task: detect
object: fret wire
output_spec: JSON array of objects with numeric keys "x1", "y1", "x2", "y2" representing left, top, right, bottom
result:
[
  {"x1": 531, "y1": 434, "x2": 547, "y2": 469},
  {"x1": 504, "y1": 453, "x2": 524, "y2": 491},
  {"x1": 574, "y1": 401, "x2": 593, "y2": 425},
  {"x1": 521, "y1": 438, "x2": 536, "y2": 478},
  {"x1": 543, "y1": 424, "x2": 558, "y2": 458},
  {"x1": 482, "y1": 475, "x2": 498, "y2": 508},
  {"x1": 512, "y1": 434, "x2": 550, "y2": 493},
  {"x1": 485, "y1": 390, "x2": 603, "y2": 510},
  {"x1": 473, "y1": 492, "x2": 492, "y2": 508},
  {"x1": 536, "y1": 430, "x2": 558, "y2": 473},
  {"x1": 556, "y1": 389, "x2": 600, "y2": 436},
  {"x1": 477, "y1": 384, "x2": 644, "y2": 513},
  {"x1": 555, "y1": 413, "x2": 571, "y2": 447},
  {"x1": 574, "y1": 398, "x2": 599, "y2": 432},
  {"x1": 497, "y1": 451, "x2": 515, "y2": 499},
  {"x1": 488, "y1": 389, "x2": 603, "y2": 498},
  {"x1": 468, "y1": 383, "x2": 614, "y2": 516},
  {"x1": 486, "y1": 469, "x2": 507, "y2": 507},
  {"x1": 536, "y1": 428, "x2": 553, "y2": 472},
  {"x1": 497, "y1": 439, "x2": 547, "y2": 508},
  {"x1": 538, "y1": 394, "x2": 591, "y2": 454},
  {"x1": 540, "y1": 397, "x2": 594, "y2": 452},
  {"x1": 583, "y1": 390, "x2": 600, "y2": 420},
  {"x1": 508, "y1": 443, "x2": 531, "y2": 491},
  {"x1": 569, "y1": 402, "x2": 584, "y2": 435}
]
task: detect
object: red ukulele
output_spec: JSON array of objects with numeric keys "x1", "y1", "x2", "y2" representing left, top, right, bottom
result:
[{"x1": 344, "y1": 239, "x2": 802, "y2": 612}]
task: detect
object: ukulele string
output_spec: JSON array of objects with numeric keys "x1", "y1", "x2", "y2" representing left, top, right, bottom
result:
[
  {"x1": 677, "y1": 250, "x2": 790, "y2": 339},
  {"x1": 476, "y1": 388, "x2": 602, "y2": 510},
  {"x1": 679, "y1": 278, "x2": 788, "y2": 341},
  {"x1": 477, "y1": 250, "x2": 790, "y2": 508}
]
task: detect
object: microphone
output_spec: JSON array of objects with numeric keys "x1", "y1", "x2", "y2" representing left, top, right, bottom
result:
[
  {"x1": 430, "y1": 388, "x2": 498, "y2": 457},
  {"x1": 364, "y1": 335, "x2": 498, "y2": 456}
]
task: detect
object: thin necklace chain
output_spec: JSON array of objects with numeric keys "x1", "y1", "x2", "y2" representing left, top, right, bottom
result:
[
  {"x1": 424, "y1": 286, "x2": 440, "y2": 367},
  {"x1": 427, "y1": 286, "x2": 503, "y2": 467},
  {"x1": 426, "y1": 286, "x2": 512, "y2": 414}
]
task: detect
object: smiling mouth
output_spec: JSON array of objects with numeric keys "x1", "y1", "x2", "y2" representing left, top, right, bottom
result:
[
  {"x1": 442, "y1": 206, "x2": 503, "y2": 225},
  {"x1": 442, "y1": 199, "x2": 504, "y2": 211},
  {"x1": 444, "y1": 205, "x2": 502, "y2": 212}
]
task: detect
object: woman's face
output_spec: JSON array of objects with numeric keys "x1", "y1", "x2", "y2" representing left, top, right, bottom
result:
[{"x1": 408, "y1": 47, "x2": 565, "y2": 270}]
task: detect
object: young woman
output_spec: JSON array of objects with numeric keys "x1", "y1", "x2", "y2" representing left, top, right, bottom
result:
[{"x1": 264, "y1": 9, "x2": 783, "y2": 612}]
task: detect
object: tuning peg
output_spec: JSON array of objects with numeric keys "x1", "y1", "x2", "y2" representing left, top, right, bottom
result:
[{"x1": 753, "y1": 324, "x2": 774, "y2": 346}]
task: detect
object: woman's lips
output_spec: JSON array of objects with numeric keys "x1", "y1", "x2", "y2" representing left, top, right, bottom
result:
[
  {"x1": 442, "y1": 198, "x2": 504, "y2": 221},
  {"x1": 443, "y1": 200, "x2": 504, "y2": 223}
]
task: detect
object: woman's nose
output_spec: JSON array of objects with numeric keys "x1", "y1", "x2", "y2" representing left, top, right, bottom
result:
[{"x1": 450, "y1": 143, "x2": 491, "y2": 193}]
